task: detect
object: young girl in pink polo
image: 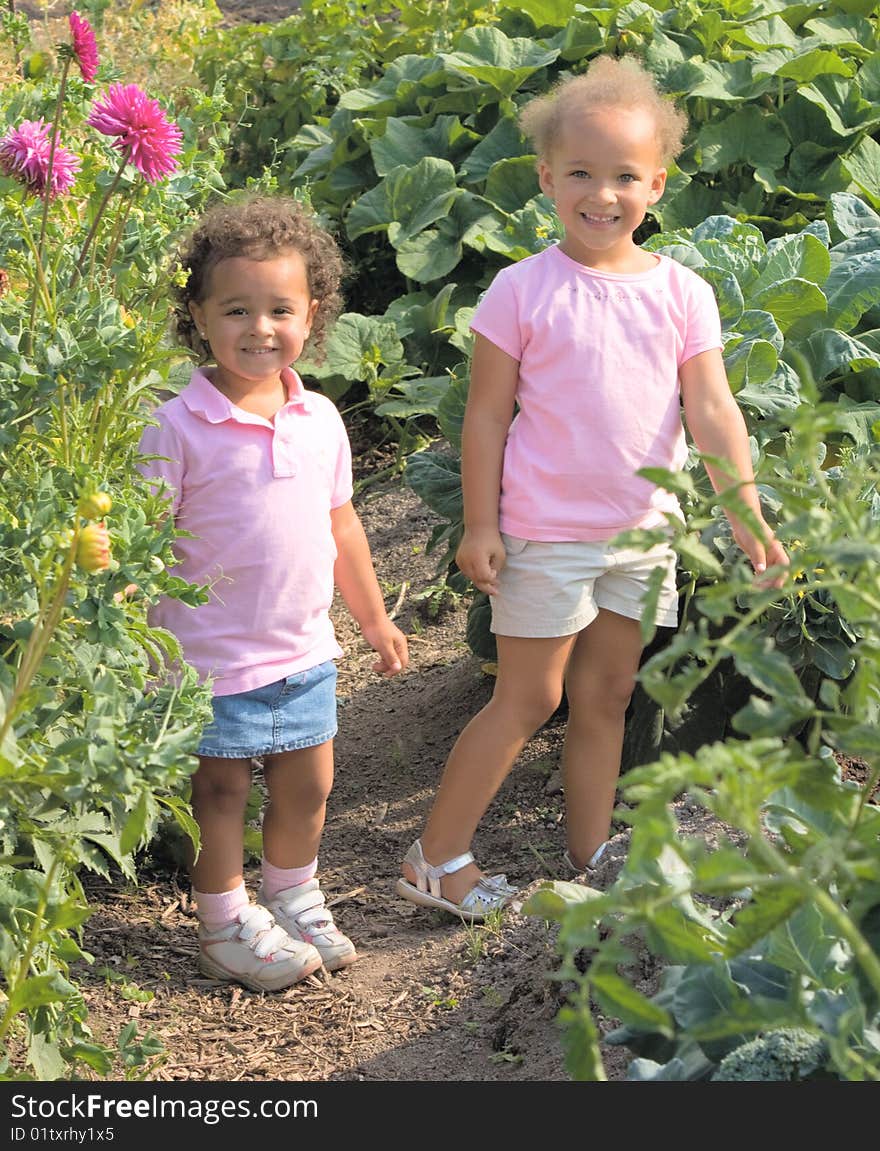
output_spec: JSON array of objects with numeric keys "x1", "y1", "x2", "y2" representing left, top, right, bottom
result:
[
  {"x1": 140, "y1": 195, "x2": 408, "y2": 991},
  {"x1": 397, "y1": 56, "x2": 788, "y2": 921}
]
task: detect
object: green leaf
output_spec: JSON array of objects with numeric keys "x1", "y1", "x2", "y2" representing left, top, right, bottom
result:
[
  {"x1": 752, "y1": 278, "x2": 828, "y2": 334},
  {"x1": 485, "y1": 156, "x2": 541, "y2": 213},
  {"x1": 371, "y1": 115, "x2": 478, "y2": 177},
  {"x1": 119, "y1": 790, "x2": 151, "y2": 857},
  {"x1": 675, "y1": 534, "x2": 724, "y2": 579},
  {"x1": 459, "y1": 116, "x2": 529, "y2": 183},
  {"x1": 764, "y1": 902, "x2": 851, "y2": 985},
  {"x1": 395, "y1": 193, "x2": 498, "y2": 282},
  {"x1": 751, "y1": 233, "x2": 832, "y2": 297},
  {"x1": 28, "y1": 1032, "x2": 67, "y2": 1081},
  {"x1": 827, "y1": 191, "x2": 880, "y2": 241},
  {"x1": 375, "y1": 376, "x2": 451, "y2": 419},
  {"x1": 736, "y1": 360, "x2": 803, "y2": 417},
  {"x1": 8, "y1": 972, "x2": 77, "y2": 1014},
  {"x1": 644, "y1": 904, "x2": 725, "y2": 964},
  {"x1": 724, "y1": 338, "x2": 779, "y2": 395},
  {"x1": 696, "y1": 106, "x2": 790, "y2": 176},
  {"x1": 672, "y1": 962, "x2": 738, "y2": 1029},
  {"x1": 804, "y1": 330, "x2": 880, "y2": 381},
  {"x1": 441, "y1": 26, "x2": 559, "y2": 98},
  {"x1": 724, "y1": 888, "x2": 809, "y2": 954},
  {"x1": 732, "y1": 636, "x2": 810, "y2": 703},
  {"x1": 846, "y1": 136, "x2": 880, "y2": 209},
  {"x1": 590, "y1": 970, "x2": 675, "y2": 1034},
  {"x1": 347, "y1": 158, "x2": 460, "y2": 245},
  {"x1": 824, "y1": 251, "x2": 880, "y2": 330},
  {"x1": 404, "y1": 450, "x2": 462, "y2": 520},
  {"x1": 320, "y1": 314, "x2": 404, "y2": 382},
  {"x1": 337, "y1": 54, "x2": 444, "y2": 113}
]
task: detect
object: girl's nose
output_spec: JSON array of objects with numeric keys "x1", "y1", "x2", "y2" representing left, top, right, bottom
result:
[{"x1": 250, "y1": 313, "x2": 273, "y2": 334}]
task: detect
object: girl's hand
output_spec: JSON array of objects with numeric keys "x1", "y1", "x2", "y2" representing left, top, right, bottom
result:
[
  {"x1": 362, "y1": 620, "x2": 409, "y2": 678},
  {"x1": 733, "y1": 520, "x2": 789, "y2": 589},
  {"x1": 456, "y1": 528, "x2": 507, "y2": 596}
]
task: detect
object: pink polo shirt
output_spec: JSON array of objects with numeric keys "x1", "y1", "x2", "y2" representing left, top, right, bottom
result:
[
  {"x1": 471, "y1": 245, "x2": 722, "y2": 540},
  {"x1": 138, "y1": 367, "x2": 353, "y2": 696}
]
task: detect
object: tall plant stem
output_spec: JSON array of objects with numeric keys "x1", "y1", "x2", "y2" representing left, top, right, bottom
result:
[
  {"x1": 15, "y1": 201, "x2": 52, "y2": 328},
  {"x1": 27, "y1": 58, "x2": 71, "y2": 342},
  {"x1": 70, "y1": 152, "x2": 129, "y2": 290},
  {"x1": 0, "y1": 527, "x2": 80, "y2": 750},
  {"x1": 0, "y1": 858, "x2": 60, "y2": 1045}
]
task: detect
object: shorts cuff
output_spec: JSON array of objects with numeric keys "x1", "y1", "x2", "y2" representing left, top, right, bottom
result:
[
  {"x1": 490, "y1": 608, "x2": 599, "y2": 638},
  {"x1": 595, "y1": 592, "x2": 678, "y2": 628}
]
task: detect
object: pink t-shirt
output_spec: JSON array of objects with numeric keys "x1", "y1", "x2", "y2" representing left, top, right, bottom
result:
[
  {"x1": 138, "y1": 367, "x2": 353, "y2": 696},
  {"x1": 470, "y1": 245, "x2": 722, "y2": 541}
]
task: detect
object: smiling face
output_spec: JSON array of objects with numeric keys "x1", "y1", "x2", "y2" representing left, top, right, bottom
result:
[
  {"x1": 188, "y1": 249, "x2": 319, "y2": 397},
  {"x1": 538, "y1": 105, "x2": 667, "y2": 272}
]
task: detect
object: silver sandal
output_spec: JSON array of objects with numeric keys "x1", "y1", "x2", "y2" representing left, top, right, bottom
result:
[
  {"x1": 396, "y1": 839, "x2": 517, "y2": 922},
  {"x1": 562, "y1": 841, "x2": 608, "y2": 873}
]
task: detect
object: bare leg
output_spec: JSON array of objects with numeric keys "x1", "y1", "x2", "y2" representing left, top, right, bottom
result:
[
  {"x1": 261, "y1": 740, "x2": 335, "y2": 868},
  {"x1": 189, "y1": 756, "x2": 253, "y2": 893},
  {"x1": 404, "y1": 633, "x2": 578, "y2": 904},
  {"x1": 562, "y1": 609, "x2": 643, "y2": 866}
]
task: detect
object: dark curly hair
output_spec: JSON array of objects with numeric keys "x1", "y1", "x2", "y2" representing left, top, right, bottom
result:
[{"x1": 171, "y1": 194, "x2": 345, "y2": 361}]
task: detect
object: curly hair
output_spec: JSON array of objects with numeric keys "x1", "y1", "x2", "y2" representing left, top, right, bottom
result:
[
  {"x1": 171, "y1": 194, "x2": 345, "y2": 361},
  {"x1": 519, "y1": 55, "x2": 688, "y2": 164}
]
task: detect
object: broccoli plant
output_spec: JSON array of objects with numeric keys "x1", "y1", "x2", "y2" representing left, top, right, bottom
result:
[{"x1": 711, "y1": 1029, "x2": 830, "y2": 1082}]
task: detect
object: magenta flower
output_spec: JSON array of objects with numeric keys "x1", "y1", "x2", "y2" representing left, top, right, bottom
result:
[
  {"x1": 69, "y1": 11, "x2": 99, "y2": 82},
  {"x1": 0, "y1": 119, "x2": 81, "y2": 198},
  {"x1": 87, "y1": 84, "x2": 183, "y2": 184}
]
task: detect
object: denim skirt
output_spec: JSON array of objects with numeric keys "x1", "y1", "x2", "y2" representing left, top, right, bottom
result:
[{"x1": 197, "y1": 660, "x2": 338, "y2": 759}]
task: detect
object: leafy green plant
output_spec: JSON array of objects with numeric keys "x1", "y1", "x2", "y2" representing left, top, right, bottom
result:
[
  {"x1": 0, "y1": 10, "x2": 224, "y2": 1079},
  {"x1": 523, "y1": 396, "x2": 880, "y2": 1082}
]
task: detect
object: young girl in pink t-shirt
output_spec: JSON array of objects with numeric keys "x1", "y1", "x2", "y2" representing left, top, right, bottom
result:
[
  {"x1": 140, "y1": 195, "x2": 408, "y2": 990},
  {"x1": 397, "y1": 56, "x2": 788, "y2": 921}
]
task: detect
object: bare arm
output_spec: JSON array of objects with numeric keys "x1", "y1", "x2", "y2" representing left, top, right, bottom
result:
[
  {"x1": 455, "y1": 333, "x2": 520, "y2": 595},
  {"x1": 331, "y1": 500, "x2": 409, "y2": 677},
  {"x1": 680, "y1": 348, "x2": 788, "y2": 586}
]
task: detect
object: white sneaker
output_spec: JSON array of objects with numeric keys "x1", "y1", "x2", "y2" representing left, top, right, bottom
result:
[
  {"x1": 198, "y1": 903, "x2": 322, "y2": 992},
  {"x1": 259, "y1": 879, "x2": 358, "y2": 972}
]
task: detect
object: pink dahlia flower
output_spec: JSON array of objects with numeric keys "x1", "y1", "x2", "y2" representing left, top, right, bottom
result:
[
  {"x1": 87, "y1": 84, "x2": 183, "y2": 184},
  {"x1": 0, "y1": 119, "x2": 81, "y2": 198},
  {"x1": 69, "y1": 11, "x2": 99, "y2": 82}
]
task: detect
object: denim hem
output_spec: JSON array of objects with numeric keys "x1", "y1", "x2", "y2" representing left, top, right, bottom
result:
[{"x1": 196, "y1": 725, "x2": 338, "y2": 760}]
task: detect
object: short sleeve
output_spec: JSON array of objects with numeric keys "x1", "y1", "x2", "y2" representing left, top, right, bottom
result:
[
  {"x1": 138, "y1": 411, "x2": 184, "y2": 516},
  {"x1": 469, "y1": 268, "x2": 523, "y2": 362},
  {"x1": 680, "y1": 271, "x2": 723, "y2": 365}
]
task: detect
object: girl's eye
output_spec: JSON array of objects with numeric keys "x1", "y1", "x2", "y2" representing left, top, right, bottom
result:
[
  {"x1": 619, "y1": 174, "x2": 636, "y2": 183},
  {"x1": 227, "y1": 307, "x2": 246, "y2": 316},
  {"x1": 571, "y1": 169, "x2": 589, "y2": 179}
]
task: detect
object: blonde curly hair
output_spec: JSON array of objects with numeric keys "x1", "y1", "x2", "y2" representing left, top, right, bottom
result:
[
  {"x1": 171, "y1": 194, "x2": 345, "y2": 361},
  {"x1": 520, "y1": 55, "x2": 688, "y2": 163}
]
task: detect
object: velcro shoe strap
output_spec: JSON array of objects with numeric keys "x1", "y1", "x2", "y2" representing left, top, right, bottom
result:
[
  {"x1": 280, "y1": 888, "x2": 326, "y2": 918},
  {"x1": 424, "y1": 851, "x2": 474, "y2": 897}
]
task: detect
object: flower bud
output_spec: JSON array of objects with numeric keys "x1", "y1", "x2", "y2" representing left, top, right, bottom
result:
[
  {"x1": 76, "y1": 522, "x2": 111, "y2": 573},
  {"x1": 78, "y1": 491, "x2": 113, "y2": 519}
]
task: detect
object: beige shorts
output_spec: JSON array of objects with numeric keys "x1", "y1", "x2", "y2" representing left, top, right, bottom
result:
[{"x1": 490, "y1": 534, "x2": 679, "y2": 638}]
